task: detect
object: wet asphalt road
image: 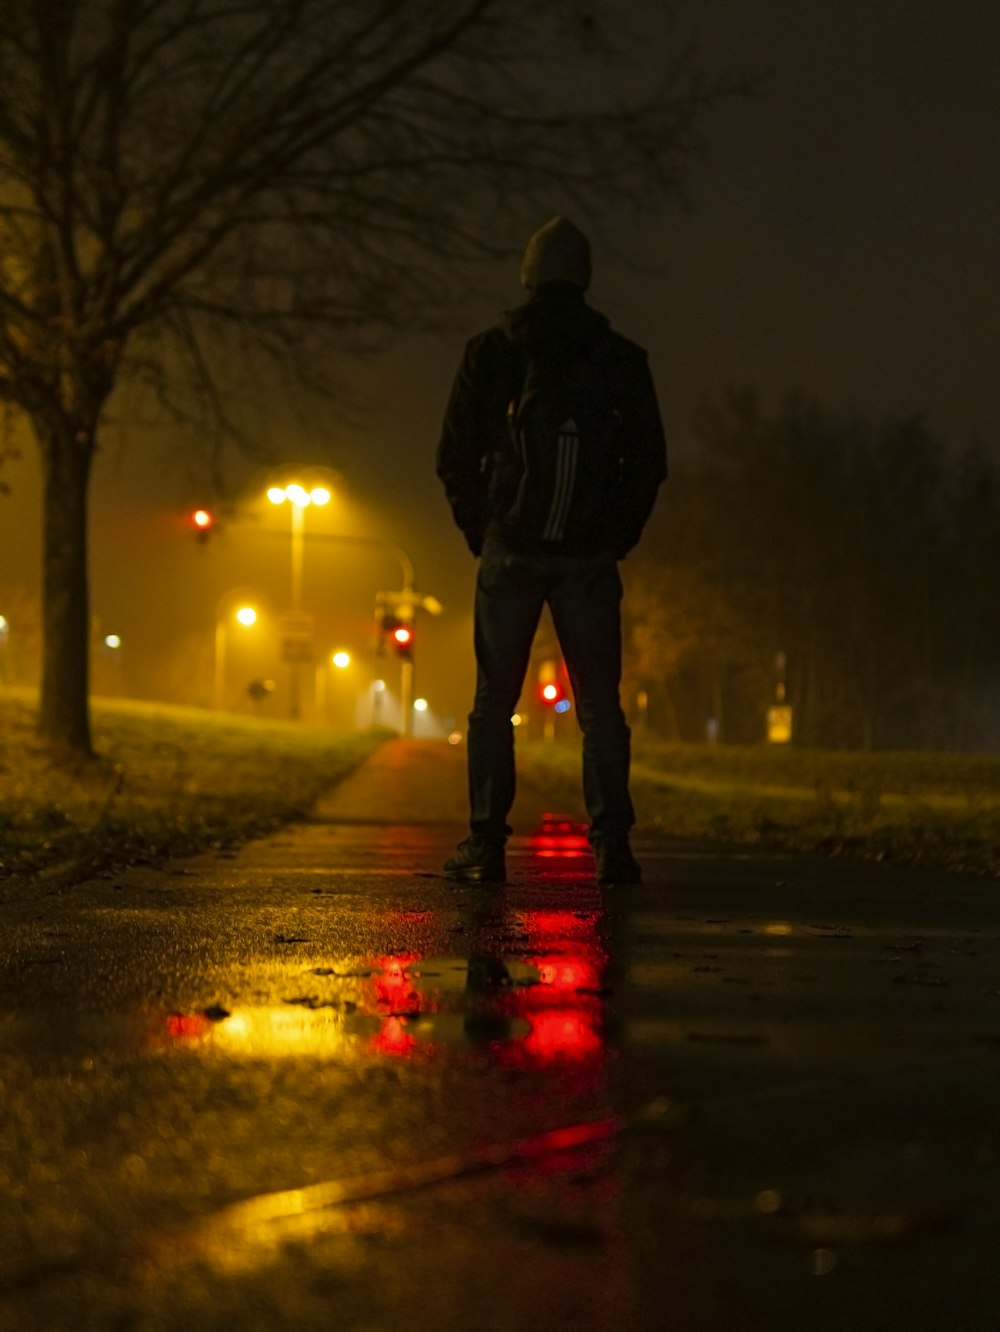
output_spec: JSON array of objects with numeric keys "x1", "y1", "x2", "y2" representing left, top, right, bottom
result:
[{"x1": 1, "y1": 738, "x2": 999, "y2": 1331}]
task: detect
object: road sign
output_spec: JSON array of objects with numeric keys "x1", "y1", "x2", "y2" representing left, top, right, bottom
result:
[
  {"x1": 279, "y1": 611, "x2": 315, "y2": 663},
  {"x1": 767, "y1": 705, "x2": 793, "y2": 744}
]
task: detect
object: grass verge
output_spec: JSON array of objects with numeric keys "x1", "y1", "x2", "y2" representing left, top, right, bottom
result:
[
  {"x1": 517, "y1": 737, "x2": 1000, "y2": 877},
  {"x1": 0, "y1": 690, "x2": 387, "y2": 890}
]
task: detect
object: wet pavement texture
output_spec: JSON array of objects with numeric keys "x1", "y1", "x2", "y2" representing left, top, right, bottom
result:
[{"x1": 1, "y1": 738, "x2": 999, "y2": 1330}]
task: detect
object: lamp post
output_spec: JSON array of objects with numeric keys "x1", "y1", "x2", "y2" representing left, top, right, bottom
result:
[
  {"x1": 102, "y1": 633, "x2": 124, "y2": 696},
  {"x1": 316, "y1": 649, "x2": 353, "y2": 727},
  {"x1": 214, "y1": 599, "x2": 261, "y2": 711},
  {"x1": 267, "y1": 483, "x2": 330, "y2": 719},
  {"x1": 240, "y1": 502, "x2": 438, "y2": 734}
]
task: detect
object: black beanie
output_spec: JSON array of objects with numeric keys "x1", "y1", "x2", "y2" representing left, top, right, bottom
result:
[{"x1": 518, "y1": 216, "x2": 591, "y2": 290}]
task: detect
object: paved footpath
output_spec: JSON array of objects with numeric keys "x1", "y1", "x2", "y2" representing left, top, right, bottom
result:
[{"x1": 1, "y1": 738, "x2": 999, "y2": 1331}]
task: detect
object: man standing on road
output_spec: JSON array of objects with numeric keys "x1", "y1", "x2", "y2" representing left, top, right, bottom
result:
[{"x1": 436, "y1": 216, "x2": 667, "y2": 886}]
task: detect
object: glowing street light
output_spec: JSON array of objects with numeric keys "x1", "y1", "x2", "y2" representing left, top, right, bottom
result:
[
  {"x1": 214, "y1": 597, "x2": 263, "y2": 711},
  {"x1": 413, "y1": 697, "x2": 429, "y2": 713},
  {"x1": 267, "y1": 480, "x2": 333, "y2": 719},
  {"x1": 316, "y1": 649, "x2": 356, "y2": 726}
]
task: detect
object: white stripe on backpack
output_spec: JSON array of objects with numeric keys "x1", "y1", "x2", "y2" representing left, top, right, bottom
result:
[{"x1": 542, "y1": 420, "x2": 580, "y2": 541}]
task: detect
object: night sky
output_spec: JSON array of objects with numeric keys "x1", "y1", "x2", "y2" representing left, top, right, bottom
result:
[{"x1": 1, "y1": 0, "x2": 997, "y2": 724}]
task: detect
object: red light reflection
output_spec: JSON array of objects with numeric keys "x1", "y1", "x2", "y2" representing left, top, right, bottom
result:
[
  {"x1": 371, "y1": 1015, "x2": 417, "y2": 1058},
  {"x1": 530, "y1": 815, "x2": 591, "y2": 859},
  {"x1": 165, "y1": 1012, "x2": 212, "y2": 1041},
  {"x1": 493, "y1": 908, "x2": 609, "y2": 1079},
  {"x1": 373, "y1": 954, "x2": 420, "y2": 1013}
]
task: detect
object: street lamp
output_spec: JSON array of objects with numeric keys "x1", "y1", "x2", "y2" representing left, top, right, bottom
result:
[
  {"x1": 214, "y1": 596, "x2": 262, "y2": 711},
  {"x1": 267, "y1": 483, "x2": 331, "y2": 613},
  {"x1": 316, "y1": 649, "x2": 355, "y2": 727},
  {"x1": 268, "y1": 482, "x2": 331, "y2": 718}
]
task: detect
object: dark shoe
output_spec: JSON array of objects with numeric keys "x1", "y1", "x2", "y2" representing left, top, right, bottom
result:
[
  {"x1": 594, "y1": 837, "x2": 642, "y2": 886},
  {"x1": 444, "y1": 835, "x2": 506, "y2": 884}
]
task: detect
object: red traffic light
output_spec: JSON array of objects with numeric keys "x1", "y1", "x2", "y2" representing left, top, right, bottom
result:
[
  {"x1": 378, "y1": 610, "x2": 414, "y2": 658},
  {"x1": 539, "y1": 681, "x2": 564, "y2": 705},
  {"x1": 392, "y1": 624, "x2": 413, "y2": 657},
  {"x1": 191, "y1": 508, "x2": 215, "y2": 540}
]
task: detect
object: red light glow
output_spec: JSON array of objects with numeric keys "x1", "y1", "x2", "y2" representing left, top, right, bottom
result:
[
  {"x1": 165, "y1": 1012, "x2": 212, "y2": 1040},
  {"x1": 520, "y1": 1009, "x2": 604, "y2": 1063},
  {"x1": 371, "y1": 1015, "x2": 416, "y2": 1058},
  {"x1": 374, "y1": 954, "x2": 420, "y2": 1012},
  {"x1": 536, "y1": 957, "x2": 601, "y2": 991}
]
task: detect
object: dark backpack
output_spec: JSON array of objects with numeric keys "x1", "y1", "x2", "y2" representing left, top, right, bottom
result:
[{"x1": 489, "y1": 336, "x2": 624, "y2": 548}]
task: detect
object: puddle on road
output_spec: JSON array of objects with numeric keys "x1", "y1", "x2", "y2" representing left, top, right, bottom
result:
[
  {"x1": 147, "y1": 813, "x2": 613, "y2": 1070},
  {"x1": 1, "y1": 815, "x2": 619, "y2": 1074},
  {"x1": 156, "y1": 902, "x2": 610, "y2": 1071}
]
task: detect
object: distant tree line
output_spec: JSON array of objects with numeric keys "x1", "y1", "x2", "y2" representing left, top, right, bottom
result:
[{"x1": 624, "y1": 389, "x2": 1000, "y2": 751}]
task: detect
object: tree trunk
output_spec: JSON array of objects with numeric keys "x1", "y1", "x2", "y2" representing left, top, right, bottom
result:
[{"x1": 36, "y1": 416, "x2": 96, "y2": 756}]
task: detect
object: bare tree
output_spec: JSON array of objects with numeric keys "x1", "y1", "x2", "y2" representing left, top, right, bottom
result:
[{"x1": 0, "y1": 0, "x2": 738, "y2": 754}]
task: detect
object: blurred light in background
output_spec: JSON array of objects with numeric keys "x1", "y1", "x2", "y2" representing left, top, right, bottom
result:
[{"x1": 267, "y1": 484, "x2": 331, "y2": 508}]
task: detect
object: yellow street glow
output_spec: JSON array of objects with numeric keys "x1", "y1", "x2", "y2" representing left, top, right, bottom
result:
[
  {"x1": 104, "y1": 634, "x2": 122, "y2": 650},
  {"x1": 267, "y1": 487, "x2": 287, "y2": 505},
  {"x1": 413, "y1": 697, "x2": 429, "y2": 712},
  {"x1": 332, "y1": 651, "x2": 351, "y2": 669},
  {"x1": 236, "y1": 606, "x2": 258, "y2": 626},
  {"x1": 310, "y1": 487, "x2": 331, "y2": 506},
  {"x1": 285, "y1": 484, "x2": 309, "y2": 507}
]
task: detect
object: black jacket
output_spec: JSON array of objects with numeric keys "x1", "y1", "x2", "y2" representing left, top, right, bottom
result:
[{"x1": 436, "y1": 285, "x2": 667, "y2": 558}]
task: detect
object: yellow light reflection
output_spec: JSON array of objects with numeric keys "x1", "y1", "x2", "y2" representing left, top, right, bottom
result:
[
  {"x1": 167, "y1": 1005, "x2": 353, "y2": 1057},
  {"x1": 762, "y1": 922, "x2": 794, "y2": 936}
]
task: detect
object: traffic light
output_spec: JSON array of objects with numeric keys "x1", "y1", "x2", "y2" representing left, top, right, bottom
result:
[
  {"x1": 539, "y1": 680, "x2": 564, "y2": 707},
  {"x1": 379, "y1": 612, "x2": 414, "y2": 659},
  {"x1": 537, "y1": 661, "x2": 571, "y2": 714},
  {"x1": 391, "y1": 622, "x2": 413, "y2": 659},
  {"x1": 191, "y1": 507, "x2": 216, "y2": 541}
]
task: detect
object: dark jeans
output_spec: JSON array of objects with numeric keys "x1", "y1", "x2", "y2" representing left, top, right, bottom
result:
[{"x1": 467, "y1": 540, "x2": 634, "y2": 844}]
